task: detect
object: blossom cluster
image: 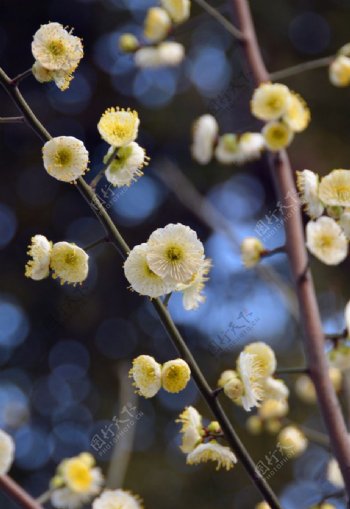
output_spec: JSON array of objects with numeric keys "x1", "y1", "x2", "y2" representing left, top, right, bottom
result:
[
  {"x1": 297, "y1": 168, "x2": 350, "y2": 265},
  {"x1": 217, "y1": 342, "x2": 288, "y2": 412},
  {"x1": 129, "y1": 355, "x2": 191, "y2": 397},
  {"x1": 25, "y1": 234, "x2": 89, "y2": 285},
  {"x1": 176, "y1": 406, "x2": 237, "y2": 470},
  {"x1": 31, "y1": 22, "x2": 83, "y2": 91},
  {"x1": 119, "y1": 0, "x2": 189, "y2": 68},
  {"x1": 124, "y1": 223, "x2": 211, "y2": 310}
]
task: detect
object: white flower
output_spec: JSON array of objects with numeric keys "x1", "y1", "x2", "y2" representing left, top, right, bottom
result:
[
  {"x1": 251, "y1": 83, "x2": 292, "y2": 121},
  {"x1": 327, "y1": 458, "x2": 345, "y2": 488},
  {"x1": 98, "y1": 108, "x2": 139, "y2": 148},
  {"x1": 160, "y1": 0, "x2": 191, "y2": 23},
  {"x1": 50, "y1": 242, "x2": 89, "y2": 285},
  {"x1": 215, "y1": 134, "x2": 243, "y2": 165},
  {"x1": 0, "y1": 429, "x2": 15, "y2": 475},
  {"x1": 329, "y1": 55, "x2": 350, "y2": 87},
  {"x1": 340, "y1": 212, "x2": 350, "y2": 239},
  {"x1": 144, "y1": 7, "x2": 171, "y2": 42},
  {"x1": 191, "y1": 115, "x2": 219, "y2": 165},
  {"x1": 262, "y1": 120, "x2": 294, "y2": 151},
  {"x1": 278, "y1": 426, "x2": 308, "y2": 458},
  {"x1": 176, "y1": 406, "x2": 203, "y2": 453},
  {"x1": 25, "y1": 234, "x2": 52, "y2": 280},
  {"x1": 51, "y1": 454, "x2": 103, "y2": 509},
  {"x1": 129, "y1": 355, "x2": 162, "y2": 398},
  {"x1": 157, "y1": 41, "x2": 185, "y2": 66},
  {"x1": 243, "y1": 342, "x2": 277, "y2": 378},
  {"x1": 263, "y1": 377, "x2": 289, "y2": 401},
  {"x1": 124, "y1": 243, "x2": 175, "y2": 298},
  {"x1": 104, "y1": 143, "x2": 148, "y2": 187},
  {"x1": 161, "y1": 359, "x2": 191, "y2": 393},
  {"x1": 186, "y1": 441, "x2": 237, "y2": 470},
  {"x1": 258, "y1": 399, "x2": 288, "y2": 420},
  {"x1": 237, "y1": 351, "x2": 265, "y2": 411},
  {"x1": 239, "y1": 132, "x2": 265, "y2": 161},
  {"x1": 306, "y1": 216, "x2": 348, "y2": 265},
  {"x1": 241, "y1": 237, "x2": 265, "y2": 268},
  {"x1": 32, "y1": 61, "x2": 75, "y2": 91},
  {"x1": 92, "y1": 489, "x2": 143, "y2": 509},
  {"x1": 319, "y1": 169, "x2": 350, "y2": 207},
  {"x1": 296, "y1": 169, "x2": 324, "y2": 218},
  {"x1": 134, "y1": 42, "x2": 185, "y2": 68},
  {"x1": 282, "y1": 91, "x2": 310, "y2": 133},
  {"x1": 146, "y1": 223, "x2": 205, "y2": 284},
  {"x1": 346, "y1": 301, "x2": 350, "y2": 335},
  {"x1": 32, "y1": 22, "x2": 83, "y2": 72},
  {"x1": 176, "y1": 258, "x2": 211, "y2": 310},
  {"x1": 42, "y1": 136, "x2": 89, "y2": 182}
]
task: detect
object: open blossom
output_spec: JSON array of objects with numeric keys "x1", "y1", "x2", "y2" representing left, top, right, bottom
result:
[
  {"x1": 251, "y1": 83, "x2": 291, "y2": 121},
  {"x1": 124, "y1": 243, "x2": 174, "y2": 298},
  {"x1": 161, "y1": 359, "x2": 191, "y2": 393},
  {"x1": 329, "y1": 55, "x2": 350, "y2": 87},
  {"x1": 51, "y1": 453, "x2": 103, "y2": 509},
  {"x1": 129, "y1": 355, "x2": 162, "y2": 398},
  {"x1": 0, "y1": 429, "x2": 15, "y2": 475},
  {"x1": 258, "y1": 399, "x2": 288, "y2": 420},
  {"x1": 319, "y1": 169, "x2": 350, "y2": 207},
  {"x1": 160, "y1": 0, "x2": 190, "y2": 23},
  {"x1": 191, "y1": 114, "x2": 218, "y2": 165},
  {"x1": 104, "y1": 143, "x2": 148, "y2": 187},
  {"x1": 263, "y1": 377, "x2": 289, "y2": 401},
  {"x1": 25, "y1": 234, "x2": 52, "y2": 280},
  {"x1": 262, "y1": 120, "x2": 294, "y2": 151},
  {"x1": 98, "y1": 108, "x2": 140, "y2": 147},
  {"x1": 50, "y1": 242, "x2": 89, "y2": 285},
  {"x1": 32, "y1": 22, "x2": 83, "y2": 71},
  {"x1": 327, "y1": 458, "x2": 345, "y2": 488},
  {"x1": 296, "y1": 169, "x2": 324, "y2": 218},
  {"x1": 32, "y1": 61, "x2": 75, "y2": 91},
  {"x1": 176, "y1": 406, "x2": 203, "y2": 453},
  {"x1": 306, "y1": 216, "x2": 348, "y2": 265},
  {"x1": 278, "y1": 426, "x2": 308, "y2": 458},
  {"x1": 92, "y1": 490, "x2": 143, "y2": 509},
  {"x1": 144, "y1": 7, "x2": 171, "y2": 42},
  {"x1": 215, "y1": 132, "x2": 265, "y2": 165},
  {"x1": 243, "y1": 342, "x2": 276, "y2": 378},
  {"x1": 241, "y1": 237, "x2": 265, "y2": 268},
  {"x1": 42, "y1": 136, "x2": 89, "y2": 182},
  {"x1": 186, "y1": 441, "x2": 237, "y2": 471},
  {"x1": 146, "y1": 223, "x2": 205, "y2": 284},
  {"x1": 283, "y1": 91, "x2": 310, "y2": 132},
  {"x1": 237, "y1": 351, "x2": 265, "y2": 411},
  {"x1": 176, "y1": 258, "x2": 211, "y2": 310}
]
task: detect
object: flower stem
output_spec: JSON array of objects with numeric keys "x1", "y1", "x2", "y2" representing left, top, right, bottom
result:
[
  {"x1": 261, "y1": 245, "x2": 286, "y2": 259},
  {"x1": 192, "y1": 0, "x2": 245, "y2": 40},
  {"x1": 269, "y1": 56, "x2": 333, "y2": 81},
  {"x1": 232, "y1": 0, "x2": 350, "y2": 502},
  {"x1": 0, "y1": 476, "x2": 43, "y2": 509},
  {"x1": 0, "y1": 66, "x2": 282, "y2": 509},
  {"x1": 163, "y1": 292, "x2": 172, "y2": 307},
  {"x1": 0, "y1": 116, "x2": 24, "y2": 123},
  {"x1": 10, "y1": 68, "x2": 33, "y2": 86},
  {"x1": 90, "y1": 146, "x2": 119, "y2": 190}
]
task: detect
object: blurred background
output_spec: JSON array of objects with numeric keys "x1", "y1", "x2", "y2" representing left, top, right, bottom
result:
[{"x1": 1, "y1": 0, "x2": 350, "y2": 507}]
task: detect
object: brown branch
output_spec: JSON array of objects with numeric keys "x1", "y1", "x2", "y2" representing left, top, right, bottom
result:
[
  {"x1": 232, "y1": 0, "x2": 350, "y2": 501},
  {"x1": 0, "y1": 476, "x2": 43, "y2": 509}
]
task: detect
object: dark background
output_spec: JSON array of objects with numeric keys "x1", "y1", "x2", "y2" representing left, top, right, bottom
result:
[{"x1": 1, "y1": 0, "x2": 350, "y2": 507}]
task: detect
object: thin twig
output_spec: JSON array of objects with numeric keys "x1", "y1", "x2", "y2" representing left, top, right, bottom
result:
[
  {"x1": 232, "y1": 0, "x2": 350, "y2": 502},
  {"x1": 90, "y1": 146, "x2": 119, "y2": 190},
  {"x1": 83, "y1": 236, "x2": 109, "y2": 251},
  {"x1": 0, "y1": 476, "x2": 43, "y2": 509},
  {"x1": 10, "y1": 68, "x2": 33, "y2": 86},
  {"x1": 163, "y1": 292, "x2": 172, "y2": 307},
  {"x1": 261, "y1": 246, "x2": 286, "y2": 258},
  {"x1": 35, "y1": 490, "x2": 52, "y2": 505},
  {"x1": 192, "y1": 0, "x2": 245, "y2": 40},
  {"x1": 0, "y1": 66, "x2": 282, "y2": 509},
  {"x1": 270, "y1": 56, "x2": 333, "y2": 81},
  {"x1": 276, "y1": 367, "x2": 309, "y2": 375},
  {"x1": 0, "y1": 116, "x2": 24, "y2": 123},
  {"x1": 155, "y1": 160, "x2": 299, "y2": 321}
]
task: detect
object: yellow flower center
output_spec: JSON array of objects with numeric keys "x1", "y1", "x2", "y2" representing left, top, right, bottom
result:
[
  {"x1": 64, "y1": 252, "x2": 78, "y2": 265},
  {"x1": 64, "y1": 459, "x2": 92, "y2": 493},
  {"x1": 55, "y1": 148, "x2": 72, "y2": 167},
  {"x1": 267, "y1": 96, "x2": 282, "y2": 112},
  {"x1": 47, "y1": 39, "x2": 66, "y2": 57},
  {"x1": 166, "y1": 246, "x2": 183, "y2": 262}
]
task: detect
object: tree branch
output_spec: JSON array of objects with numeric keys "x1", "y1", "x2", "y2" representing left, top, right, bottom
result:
[
  {"x1": 192, "y1": 0, "x2": 245, "y2": 40},
  {"x1": 0, "y1": 476, "x2": 43, "y2": 509},
  {"x1": 232, "y1": 0, "x2": 350, "y2": 502},
  {"x1": 0, "y1": 67, "x2": 282, "y2": 509}
]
